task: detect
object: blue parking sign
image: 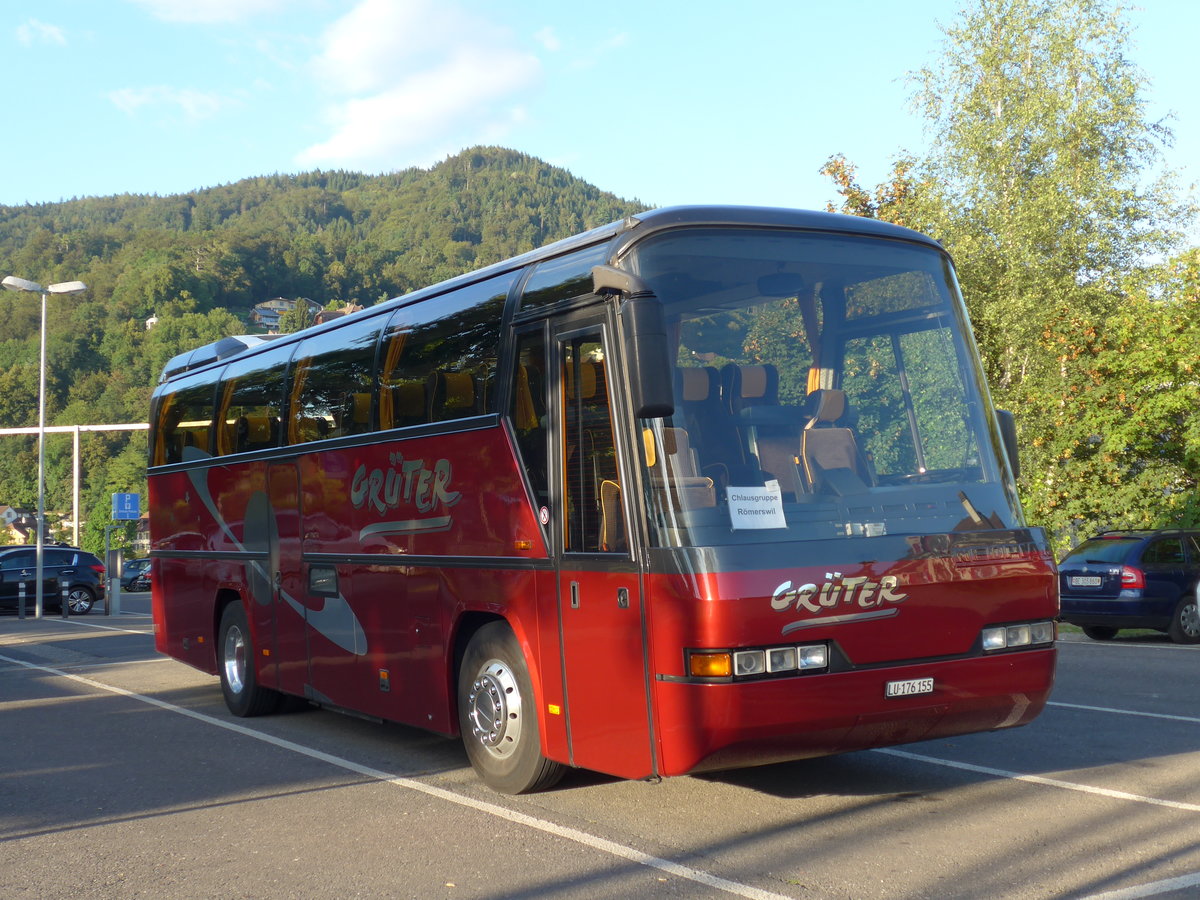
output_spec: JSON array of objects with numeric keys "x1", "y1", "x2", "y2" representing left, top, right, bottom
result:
[{"x1": 112, "y1": 492, "x2": 140, "y2": 520}]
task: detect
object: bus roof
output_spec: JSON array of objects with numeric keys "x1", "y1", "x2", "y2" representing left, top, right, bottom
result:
[{"x1": 156, "y1": 205, "x2": 944, "y2": 384}]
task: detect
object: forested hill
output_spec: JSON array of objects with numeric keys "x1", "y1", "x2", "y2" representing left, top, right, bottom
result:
[{"x1": 0, "y1": 146, "x2": 646, "y2": 549}]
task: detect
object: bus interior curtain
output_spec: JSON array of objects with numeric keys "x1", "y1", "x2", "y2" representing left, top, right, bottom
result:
[
  {"x1": 153, "y1": 393, "x2": 176, "y2": 466},
  {"x1": 379, "y1": 330, "x2": 408, "y2": 429},
  {"x1": 800, "y1": 285, "x2": 823, "y2": 394},
  {"x1": 287, "y1": 357, "x2": 312, "y2": 443},
  {"x1": 216, "y1": 379, "x2": 237, "y2": 455}
]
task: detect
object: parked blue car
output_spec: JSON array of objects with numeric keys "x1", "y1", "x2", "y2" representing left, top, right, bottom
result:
[
  {"x1": 1059, "y1": 530, "x2": 1200, "y2": 643},
  {"x1": 120, "y1": 557, "x2": 151, "y2": 592}
]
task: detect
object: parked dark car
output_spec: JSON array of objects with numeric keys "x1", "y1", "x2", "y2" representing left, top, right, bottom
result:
[
  {"x1": 1059, "y1": 530, "x2": 1200, "y2": 643},
  {"x1": 0, "y1": 545, "x2": 106, "y2": 615},
  {"x1": 120, "y1": 557, "x2": 151, "y2": 592}
]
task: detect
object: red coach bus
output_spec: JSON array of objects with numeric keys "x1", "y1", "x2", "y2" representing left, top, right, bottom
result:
[{"x1": 149, "y1": 206, "x2": 1057, "y2": 793}]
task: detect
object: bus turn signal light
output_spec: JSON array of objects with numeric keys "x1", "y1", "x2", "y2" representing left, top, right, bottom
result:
[
  {"x1": 688, "y1": 643, "x2": 829, "y2": 680},
  {"x1": 689, "y1": 652, "x2": 732, "y2": 678}
]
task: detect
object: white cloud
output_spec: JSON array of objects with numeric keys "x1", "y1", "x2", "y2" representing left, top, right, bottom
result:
[
  {"x1": 533, "y1": 26, "x2": 560, "y2": 53},
  {"x1": 297, "y1": 0, "x2": 541, "y2": 170},
  {"x1": 125, "y1": 0, "x2": 289, "y2": 24},
  {"x1": 15, "y1": 19, "x2": 67, "y2": 47},
  {"x1": 109, "y1": 86, "x2": 231, "y2": 121},
  {"x1": 570, "y1": 31, "x2": 631, "y2": 71}
]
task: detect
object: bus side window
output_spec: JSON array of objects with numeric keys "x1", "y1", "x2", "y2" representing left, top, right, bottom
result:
[
  {"x1": 510, "y1": 331, "x2": 548, "y2": 510},
  {"x1": 379, "y1": 273, "x2": 513, "y2": 428},
  {"x1": 214, "y1": 357, "x2": 286, "y2": 456},
  {"x1": 562, "y1": 335, "x2": 625, "y2": 553},
  {"x1": 152, "y1": 377, "x2": 218, "y2": 465},
  {"x1": 286, "y1": 316, "x2": 381, "y2": 444}
]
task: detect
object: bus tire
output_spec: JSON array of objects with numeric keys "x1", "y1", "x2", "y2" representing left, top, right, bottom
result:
[
  {"x1": 458, "y1": 622, "x2": 565, "y2": 794},
  {"x1": 218, "y1": 602, "x2": 282, "y2": 717},
  {"x1": 1167, "y1": 594, "x2": 1200, "y2": 644}
]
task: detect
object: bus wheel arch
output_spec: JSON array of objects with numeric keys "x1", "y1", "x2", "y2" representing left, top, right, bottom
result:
[
  {"x1": 217, "y1": 598, "x2": 283, "y2": 717},
  {"x1": 456, "y1": 620, "x2": 565, "y2": 794}
]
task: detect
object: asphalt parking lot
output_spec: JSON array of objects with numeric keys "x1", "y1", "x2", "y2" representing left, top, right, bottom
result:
[{"x1": 1, "y1": 603, "x2": 1197, "y2": 900}]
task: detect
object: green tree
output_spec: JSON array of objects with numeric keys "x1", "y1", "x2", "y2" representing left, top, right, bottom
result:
[
  {"x1": 140, "y1": 302, "x2": 244, "y2": 385},
  {"x1": 907, "y1": 0, "x2": 1188, "y2": 392},
  {"x1": 1030, "y1": 285, "x2": 1200, "y2": 539},
  {"x1": 825, "y1": 0, "x2": 1195, "y2": 546},
  {"x1": 278, "y1": 301, "x2": 314, "y2": 334}
]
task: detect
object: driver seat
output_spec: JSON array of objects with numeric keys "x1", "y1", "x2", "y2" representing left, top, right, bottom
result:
[{"x1": 799, "y1": 389, "x2": 873, "y2": 495}]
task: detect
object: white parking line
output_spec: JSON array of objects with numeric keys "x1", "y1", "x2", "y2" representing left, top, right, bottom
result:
[
  {"x1": 42, "y1": 617, "x2": 153, "y2": 636},
  {"x1": 1049, "y1": 700, "x2": 1200, "y2": 726},
  {"x1": 874, "y1": 748, "x2": 1200, "y2": 813},
  {"x1": 0, "y1": 651, "x2": 791, "y2": 900},
  {"x1": 1057, "y1": 637, "x2": 1200, "y2": 653},
  {"x1": 1079, "y1": 870, "x2": 1200, "y2": 899}
]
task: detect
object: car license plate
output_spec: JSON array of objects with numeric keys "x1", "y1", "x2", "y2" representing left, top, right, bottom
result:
[
  {"x1": 885, "y1": 677, "x2": 934, "y2": 698},
  {"x1": 1070, "y1": 576, "x2": 1103, "y2": 587}
]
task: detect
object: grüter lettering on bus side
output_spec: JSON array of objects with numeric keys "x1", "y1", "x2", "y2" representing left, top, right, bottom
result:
[{"x1": 350, "y1": 453, "x2": 462, "y2": 516}]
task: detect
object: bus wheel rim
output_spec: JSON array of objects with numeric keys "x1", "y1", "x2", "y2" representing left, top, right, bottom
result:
[
  {"x1": 467, "y1": 661, "x2": 522, "y2": 759},
  {"x1": 223, "y1": 625, "x2": 247, "y2": 695}
]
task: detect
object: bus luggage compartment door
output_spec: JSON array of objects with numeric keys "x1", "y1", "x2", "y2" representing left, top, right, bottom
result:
[{"x1": 558, "y1": 571, "x2": 654, "y2": 779}]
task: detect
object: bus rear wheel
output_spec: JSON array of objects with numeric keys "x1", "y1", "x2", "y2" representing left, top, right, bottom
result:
[
  {"x1": 218, "y1": 602, "x2": 282, "y2": 717},
  {"x1": 458, "y1": 622, "x2": 565, "y2": 794}
]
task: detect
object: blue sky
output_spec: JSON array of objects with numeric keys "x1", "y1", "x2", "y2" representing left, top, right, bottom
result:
[{"x1": 3, "y1": 0, "x2": 1197, "y2": 228}]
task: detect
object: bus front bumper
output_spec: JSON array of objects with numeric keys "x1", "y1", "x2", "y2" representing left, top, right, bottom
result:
[{"x1": 653, "y1": 647, "x2": 1056, "y2": 776}]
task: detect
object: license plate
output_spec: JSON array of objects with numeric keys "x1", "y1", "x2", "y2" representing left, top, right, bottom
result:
[
  {"x1": 1070, "y1": 576, "x2": 1103, "y2": 587},
  {"x1": 885, "y1": 677, "x2": 934, "y2": 698}
]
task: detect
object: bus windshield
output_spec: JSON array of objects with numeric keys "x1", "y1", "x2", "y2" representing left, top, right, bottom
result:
[{"x1": 625, "y1": 227, "x2": 1019, "y2": 548}]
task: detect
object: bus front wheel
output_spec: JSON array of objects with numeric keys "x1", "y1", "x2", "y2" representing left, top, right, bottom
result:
[
  {"x1": 218, "y1": 602, "x2": 282, "y2": 717},
  {"x1": 458, "y1": 622, "x2": 565, "y2": 794}
]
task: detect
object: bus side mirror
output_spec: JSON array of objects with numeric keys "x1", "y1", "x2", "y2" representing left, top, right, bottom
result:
[
  {"x1": 592, "y1": 266, "x2": 675, "y2": 419},
  {"x1": 995, "y1": 409, "x2": 1020, "y2": 480}
]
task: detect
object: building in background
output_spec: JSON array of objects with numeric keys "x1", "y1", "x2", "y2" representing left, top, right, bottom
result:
[{"x1": 250, "y1": 298, "x2": 323, "y2": 332}]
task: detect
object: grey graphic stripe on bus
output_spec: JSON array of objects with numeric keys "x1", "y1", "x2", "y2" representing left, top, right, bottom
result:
[{"x1": 181, "y1": 452, "x2": 368, "y2": 656}]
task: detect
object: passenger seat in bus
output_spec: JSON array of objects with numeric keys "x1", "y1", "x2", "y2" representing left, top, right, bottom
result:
[
  {"x1": 180, "y1": 427, "x2": 209, "y2": 458},
  {"x1": 341, "y1": 393, "x2": 372, "y2": 435},
  {"x1": 799, "y1": 388, "x2": 873, "y2": 495},
  {"x1": 514, "y1": 364, "x2": 541, "y2": 431},
  {"x1": 721, "y1": 363, "x2": 779, "y2": 416},
  {"x1": 643, "y1": 426, "x2": 715, "y2": 509},
  {"x1": 293, "y1": 416, "x2": 330, "y2": 443},
  {"x1": 384, "y1": 380, "x2": 427, "y2": 428},
  {"x1": 565, "y1": 360, "x2": 608, "y2": 420},
  {"x1": 234, "y1": 415, "x2": 278, "y2": 452},
  {"x1": 675, "y1": 367, "x2": 742, "y2": 488},
  {"x1": 721, "y1": 363, "x2": 806, "y2": 498},
  {"x1": 428, "y1": 371, "x2": 478, "y2": 421}
]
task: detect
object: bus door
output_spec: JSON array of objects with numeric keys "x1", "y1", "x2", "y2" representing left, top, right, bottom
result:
[
  {"x1": 263, "y1": 460, "x2": 308, "y2": 697},
  {"x1": 552, "y1": 319, "x2": 656, "y2": 779}
]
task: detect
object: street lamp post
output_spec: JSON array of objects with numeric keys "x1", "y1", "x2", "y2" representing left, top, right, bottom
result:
[{"x1": 1, "y1": 275, "x2": 87, "y2": 618}]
